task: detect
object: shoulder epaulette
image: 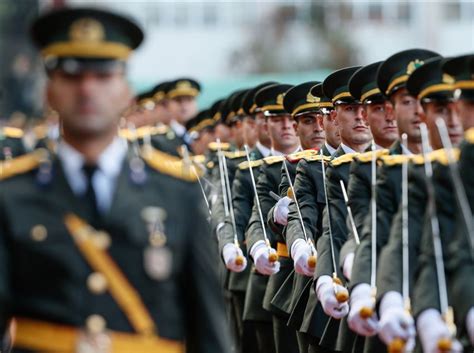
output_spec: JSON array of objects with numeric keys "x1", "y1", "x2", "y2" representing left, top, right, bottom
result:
[
  {"x1": 190, "y1": 154, "x2": 206, "y2": 164},
  {"x1": 263, "y1": 155, "x2": 286, "y2": 165},
  {"x1": 379, "y1": 154, "x2": 412, "y2": 166},
  {"x1": 208, "y1": 142, "x2": 231, "y2": 152},
  {"x1": 238, "y1": 159, "x2": 263, "y2": 170},
  {"x1": 119, "y1": 126, "x2": 166, "y2": 141},
  {"x1": 465, "y1": 127, "x2": 474, "y2": 144},
  {"x1": 0, "y1": 149, "x2": 46, "y2": 181},
  {"x1": 411, "y1": 148, "x2": 460, "y2": 166},
  {"x1": 153, "y1": 124, "x2": 170, "y2": 135},
  {"x1": 304, "y1": 154, "x2": 331, "y2": 163},
  {"x1": 140, "y1": 147, "x2": 200, "y2": 182},
  {"x1": 224, "y1": 150, "x2": 247, "y2": 159},
  {"x1": 1, "y1": 126, "x2": 24, "y2": 139},
  {"x1": 355, "y1": 149, "x2": 389, "y2": 163},
  {"x1": 287, "y1": 149, "x2": 319, "y2": 163},
  {"x1": 330, "y1": 152, "x2": 359, "y2": 167}
]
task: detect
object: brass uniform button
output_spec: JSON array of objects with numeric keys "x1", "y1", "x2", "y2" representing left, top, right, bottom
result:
[
  {"x1": 87, "y1": 272, "x2": 108, "y2": 294},
  {"x1": 30, "y1": 225, "x2": 48, "y2": 242},
  {"x1": 86, "y1": 314, "x2": 106, "y2": 334}
]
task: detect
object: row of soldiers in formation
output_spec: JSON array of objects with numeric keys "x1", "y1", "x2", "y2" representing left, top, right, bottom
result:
[
  {"x1": 173, "y1": 48, "x2": 471, "y2": 353},
  {"x1": 0, "y1": 6, "x2": 472, "y2": 353}
]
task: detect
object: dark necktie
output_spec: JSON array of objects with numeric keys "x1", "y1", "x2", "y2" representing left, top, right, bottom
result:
[{"x1": 82, "y1": 164, "x2": 100, "y2": 226}]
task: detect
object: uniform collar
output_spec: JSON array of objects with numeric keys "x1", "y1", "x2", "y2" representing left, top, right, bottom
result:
[
  {"x1": 256, "y1": 141, "x2": 271, "y2": 158},
  {"x1": 270, "y1": 145, "x2": 301, "y2": 156},
  {"x1": 340, "y1": 143, "x2": 357, "y2": 154},
  {"x1": 324, "y1": 142, "x2": 338, "y2": 156},
  {"x1": 170, "y1": 120, "x2": 186, "y2": 137}
]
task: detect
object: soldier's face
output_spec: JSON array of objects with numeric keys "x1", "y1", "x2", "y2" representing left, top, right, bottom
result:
[
  {"x1": 453, "y1": 99, "x2": 474, "y2": 131},
  {"x1": 47, "y1": 68, "x2": 131, "y2": 136},
  {"x1": 265, "y1": 114, "x2": 298, "y2": 151},
  {"x1": 363, "y1": 102, "x2": 398, "y2": 148},
  {"x1": 322, "y1": 112, "x2": 341, "y2": 149},
  {"x1": 333, "y1": 104, "x2": 371, "y2": 146},
  {"x1": 243, "y1": 116, "x2": 258, "y2": 148},
  {"x1": 157, "y1": 99, "x2": 174, "y2": 125},
  {"x1": 214, "y1": 123, "x2": 232, "y2": 143},
  {"x1": 173, "y1": 96, "x2": 198, "y2": 124},
  {"x1": 295, "y1": 113, "x2": 325, "y2": 150},
  {"x1": 422, "y1": 101, "x2": 463, "y2": 149},
  {"x1": 389, "y1": 88, "x2": 424, "y2": 143},
  {"x1": 256, "y1": 112, "x2": 271, "y2": 146},
  {"x1": 230, "y1": 121, "x2": 245, "y2": 148}
]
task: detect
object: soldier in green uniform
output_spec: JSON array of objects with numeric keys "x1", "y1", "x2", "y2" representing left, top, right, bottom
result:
[
  {"x1": 0, "y1": 7, "x2": 230, "y2": 353},
  {"x1": 335, "y1": 61, "x2": 398, "y2": 353},
  {"x1": 266, "y1": 81, "x2": 327, "y2": 353},
  {"x1": 185, "y1": 109, "x2": 216, "y2": 155},
  {"x1": 352, "y1": 49, "x2": 437, "y2": 351},
  {"x1": 216, "y1": 82, "x2": 275, "y2": 353},
  {"x1": 410, "y1": 55, "x2": 474, "y2": 353},
  {"x1": 245, "y1": 83, "x2": 300, "y2": 353},
  {"x1": 284, "y1": 83, "x2": 334, "y2": 353}
]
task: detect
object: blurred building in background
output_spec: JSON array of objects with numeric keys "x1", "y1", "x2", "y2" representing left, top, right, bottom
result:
[{"x1": 1, "y1": 0, "x2": 473, "y2": 119}]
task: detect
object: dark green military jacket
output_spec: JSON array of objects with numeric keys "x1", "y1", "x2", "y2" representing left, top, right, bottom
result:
[
  {"x1": 243, "y1": 155, "x2": 284, "y2": 322},
  {"x1": 0, "y1": 147, "x2": 230, "y2": 353},
  {"x1": 217, "y1": 148, "x2": 264, "y2": 293},
  {"x1": 351, "y1": 140, "x2": 405, "y2": 290},
  {"x1": 284, "y1": 152, "x2": 331, "y2": 335},
  {"x1": 412, "y1": 140, "x2": 474, "y2": 349}
]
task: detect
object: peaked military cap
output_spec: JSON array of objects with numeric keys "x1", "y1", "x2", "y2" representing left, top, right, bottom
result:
[
  {"x1": 167, "y1": 78, "x2": 201, "y2": 99},
  {"x1": 255, "y1": 83, "x2": 294, "y2": 116},
  {"x1": 242, "y1": 81, "x2": 278, "y2": 115},
  {"x1": 309, "y1": 83, "x2": 333, "y2": 114},
  {"x1": 210, "y1": 98, "x2": 225, "y2": 123},
  {"x1": 442, "y1": 54, "x2": 474, "y2": 101},
  {"x1": 151, "y1": 81, "x2": 171, "y2": 103},
  {"x1": 227, "y1": 89, "x2": 249, "y2": 123},
  {"x1": 377, "y1": 48, "x2": 440, "y2": 97},
  {"x1": 349, "y1": 61, "x2": 385, "y2": 104},
  {"x1": 217, "y1": 97, "x2": 233, "y2": 126},
  {"x1": 30, "y1": 7, "x2": 143, "y2": 73},
  {"x1": 283, "y1": 81, "x2": 321, "y2": 118},
  {"x1": 406, "y1": 57, "x2": 454, "y2": 102},
  {"x1": 136, "y1": 90, "x2": 155, "y2": 110},
  {"x1": 323, "y1": 66, "x2": 361, "y2": 105},
  {"x1": 186, "y1": 109, "x2": 214, "y2": 134}
]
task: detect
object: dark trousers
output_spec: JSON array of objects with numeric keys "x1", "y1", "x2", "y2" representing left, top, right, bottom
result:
[
  {"x1": 233, "y1": 292, "x2": 259, "y2": 353},
  {"x1": 255, "y1": 321, "x2": 276, "y2": 353},
  {"x1": 273, "y1": 315, "x2": 299, "y2": 353},
  {"x1": 297, "y1": 331, "x2": 310, "y2": 353},
  {"x1": 308, "y1": 336, "x2": 340, "y2": 353}
]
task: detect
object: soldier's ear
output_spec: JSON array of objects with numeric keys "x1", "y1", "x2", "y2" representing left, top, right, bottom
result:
[{"x1": 329, "y1": 109, "x2": 338, "y2": 125}]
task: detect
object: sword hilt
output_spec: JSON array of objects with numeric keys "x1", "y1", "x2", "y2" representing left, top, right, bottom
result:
[
  {"x1": 387, "y1": 338, "x2": 405, "y2": 353},
  {"x1": 268, "y1": 251, "x2": 279, "y2": 263},
  {"x1": 436, "y1": 338, "x2": 452, "y2": 352},
  {"x1": 332, "y1": 275, "x2": 349, "y2": 303},
  {"x1": 307, "y1": 255, "x2": 317, "y2": 268},
  {"x1": 359, "y1": 307, "x2": 373, "y2": 319},
  {"x1": 235, "y1": 256, "x2": 245, "y2": 266}
]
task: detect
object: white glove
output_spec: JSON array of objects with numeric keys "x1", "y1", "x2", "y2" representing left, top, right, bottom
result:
[
  {"x1": 342, "y1": 252, "x2": 354, "y2": 281},
  {"x1": 378, "y1": 291, "x2": 415, "y2": 351},
  {"x1": 251, "y1": 241, "x2": 280, "y2": 275},
  {"x1": 417, "y1": 309, "x2": 463, "y2": 353},
  {"x1": 348, "y1": 283, "x2": 379, "y2": 336},
  {"x1": 273, "y1": 196, "x2": 291, "y2": 226},
  {"x1": 222, "y1": 243, "x2": 247, "y2": 273},
  {"x1": 467, "y1": 306, "x2": 474, "y2": 345},
  {"x1": 316, "y1": 275, "x2": 349, "y2": 319},
  {"x1": 291, "y1": 239, "x2": 316, "y2": 277}
]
